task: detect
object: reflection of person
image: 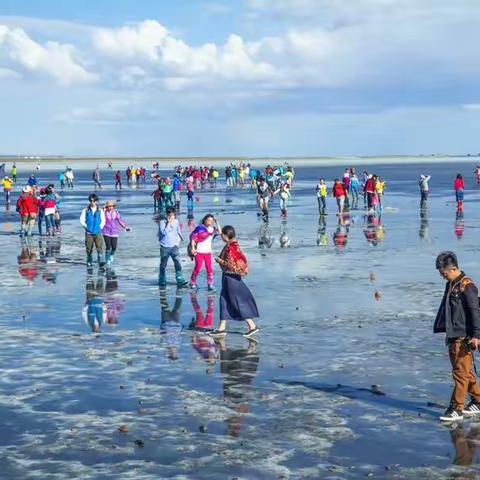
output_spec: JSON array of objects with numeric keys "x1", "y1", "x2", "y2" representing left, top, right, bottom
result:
[
  {"x1": 83, "y1": 276, "x2": 106, "y2": 333},
  {"x1": 104, "y1": 270, "x2": 124, "y2": 324},
  {"x1": 419, "y1": 203, "x2": 429, "y2": 242},
  {"x1": 160, "y1": 288, "x2": 183, "y2": 360},
  {"x1": 449, "y1": 424, "x2": 480, "y2": 467},
  {"x1": 279, "y1": 221, "x2": 290, "y2": 248},
  {"x1": 454, "y1": 210, "x2": 465, "y2": 240},
  {"x1": 434, "y1": 251, "x2": 480, "y2": 422},
  {"x1": 333, "y1": 216, "x2": 348, "y2": 249},
  {"x1": 217, "y1": 337, "x2": 259, "y2": 437},
  {"x1": 190, "y1": 292, "x2": 214, "y2": 330},
  {"x1": 212, "y1": 226, "x2": 259, "y2": 337},
  {"x1": 258, "y1": 223, "x2": 274, "y2": 250},
  {"x1": 17, "y1": 240, "x2": 38, "y2": 283},
  {"x1": 317, "y1": 216, "x2": 328, "y2": 246}
]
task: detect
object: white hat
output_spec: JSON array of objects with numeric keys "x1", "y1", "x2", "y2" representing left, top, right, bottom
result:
[{"x1": 22, "y1": 185, "x2": 32, "y2": 193}]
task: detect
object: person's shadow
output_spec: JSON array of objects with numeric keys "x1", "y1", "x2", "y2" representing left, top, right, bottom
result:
[{"x1": 217, "y1": 337, "x2": 260, "y2": 437}]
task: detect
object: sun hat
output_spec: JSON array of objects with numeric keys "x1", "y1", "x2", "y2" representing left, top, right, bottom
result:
[
  {"x1": 105, "y1": 200, "x2": 116, "y2": 207},
  {"x1": 22, "y1": 185, "x2": 32, "y2": 193}
]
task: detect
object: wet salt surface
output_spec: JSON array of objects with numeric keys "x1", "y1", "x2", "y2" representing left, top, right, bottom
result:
[{"x1": 2, "y1": 162, "x2": 480, "y2": 478}]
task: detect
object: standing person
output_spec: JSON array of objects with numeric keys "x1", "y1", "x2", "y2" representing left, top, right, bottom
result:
[
  {"x1": 454, "y1": 174, "x2": 465, "y2": 211},
  {"x1": 419, "y1": 174, "x2": 431, "y2": 203},
  {"x1": 161, "y1": 178, "x2": 173, "y2": 208},
  {"x1": 364, "y1": 174, "x2": 376, "y2": 212},
  {"x1": 93, "y1": 167, "x2": 102, "y2": 189},
  {"x1": 211, "y1": 225, "x2": 259, "y2": 337},
  {"x1": 2, "y1": 176, "x2": 13, "y2": 204},
  {"x1": 102, "y1": 200, "x2": 130, "y2": 265},
  {"x1": 375, "y1": 176, "x2": 386, "y2": 212},
  {"x1": 189, "y1": 214, "x2": 220, "y2": 292},
  {"x1": 58, "y1": 171, "x2": 65, "y2": 189},
  {"x1": 316, "y1": 178, "x2": 327, "y2": 215},
  {"x1": 158, "y1": 207, "x2": 189, "y2": 288},
  {"x1": 65, "y1": 168, "x2": 74, "y2": 188},
  {"x1": 11, "y1": 163, "x2": 17, "y2": 183},
  {"x1": 362, "y1": 171, "x2": 369, "y2": 208},
  {"x1": 151, "y1": 186, "x2": 163, "y2": 213},
  {"x1": 332, "y1": 178, "x2": 347, "y2": 216},
  {"x1": 434, "y1": 251, "x2": 480, "y2": 422},
  {"x1": 80, "y1": 193, "x2": 106, "y2": 268},
  {"x1": 172, "y1": 174, "x2": 182, "y2": 211},
  {"x1": 114, "y1": 170, "x2": 122, "y2": 190},
  {"x1": 16, "y1": 186, "x2": 39, "y2": 237},
  {"x1": 43, "y1": 184, "x2": 59, "y2": 236},
  {"x1": 186, "y1": 188, "x2": 195, "y2": 211},
  {"x1": 37, "y1": 188, "x2": 46, "y2": 236},
  {"x1": 350, "y1": 173, "x2": 360, "y2": 209},
  {"x1": 475, "y1": 166, "x2": 480, "y2": 186}
]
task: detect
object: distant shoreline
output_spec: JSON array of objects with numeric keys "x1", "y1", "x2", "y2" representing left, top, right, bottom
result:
[{"x1": 0, "y1": 155, "x2": 478, "y2": 170}]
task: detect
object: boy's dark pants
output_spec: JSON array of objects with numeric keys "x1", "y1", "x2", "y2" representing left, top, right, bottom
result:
[{"x1": 449, "y1": 338, "x2": 480, "y2": 410}]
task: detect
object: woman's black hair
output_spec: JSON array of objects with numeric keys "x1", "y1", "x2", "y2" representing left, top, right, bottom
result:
[
  {"x1": 202, "y1": 214, "x2": 214, "y2": 225},
  {"x1": 221, "y1": 225, "x2": 236, "y2": 240},
  {"x1": 88, "y1": 193, "x2": 98, "y2": 202},
  {"x1": 436, "y1": 251, "x2": 458, "y2": 270},
  {"x1": 457, "y1": 173, "x2": 463, "y2": 179}
]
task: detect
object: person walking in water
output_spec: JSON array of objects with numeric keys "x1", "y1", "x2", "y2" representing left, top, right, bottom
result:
[
  {"x1": 316, "y1": 178, "x2": 327, "y2": 215},
  {"x1": 419, "y1": 174, "x2": 431, "y2": 204},
  {"x1": 2, "y1": 176, "x2": 13, "y2": 205},
  {"x1": 211, "y1": 225, "x2": 259, "y2": 337},
  {"x1": 274, "y1": 182, "x2": 291, "y2": 217},
  {"x1": 16, "y1": 186, "x2": 39, "y2": 237},
  {"x1": 332, "y1": 178, "x2": 347, "y2": 216},
  {"x1": 92, "y1": 167, "x2": 102, "y2": 189},
  {"x1": 102, "y1": 200, "x2": 130, "y2": 265},
  {"x1": 434, "y1": 251, "x2": 480, "y2": 422},
  {"x1": 454, "y1": 174, "x2": 465, "y2": 211},
  {"x1": 158, "y1": 207, "x2": 189, "y2": 288},
  {"x1": 189, "y1": 214, "x2": 220, "y2": 292},
  {"x1": 80, "y1": 193, "x2": 106, "y2": 268},
  {"x1": 114, "y1": 170, "x2": 122, "y2": 190}
]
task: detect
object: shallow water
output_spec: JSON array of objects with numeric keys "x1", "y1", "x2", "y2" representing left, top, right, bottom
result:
[{"x1": 2, "y1": 162, "x2": 480, "y2": 478}]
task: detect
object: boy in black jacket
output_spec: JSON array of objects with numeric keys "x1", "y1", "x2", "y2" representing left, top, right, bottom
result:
[{"x1": 435, "y1": 251, "x2": 480, "y2": 421}]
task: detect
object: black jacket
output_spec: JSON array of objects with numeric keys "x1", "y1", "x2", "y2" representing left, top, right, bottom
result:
[{"x1": 434, "y1": 272, "x2": 480, "y2": 338}]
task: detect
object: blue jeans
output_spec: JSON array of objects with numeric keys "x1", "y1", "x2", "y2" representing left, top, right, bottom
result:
[
  {"x1": 159, "y1": 246, "x2": 184, "y2": 285},
  {"x1": 45, "y1": 213, "x2": 55, "y2": 232}
]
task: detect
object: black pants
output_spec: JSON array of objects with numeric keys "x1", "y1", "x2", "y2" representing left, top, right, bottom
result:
[{"x1": 103, "y1": 235, "x2": 118, "y2": 254}]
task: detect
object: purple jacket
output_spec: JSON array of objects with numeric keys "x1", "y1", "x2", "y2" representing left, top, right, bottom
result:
[{"x1": 102, "y1": 209, "x2": 127, "y2": 237}]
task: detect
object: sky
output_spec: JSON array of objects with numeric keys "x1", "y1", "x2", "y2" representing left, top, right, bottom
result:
[{"x1": 1, "y1": 0, "x2": 480, "y2": 156}]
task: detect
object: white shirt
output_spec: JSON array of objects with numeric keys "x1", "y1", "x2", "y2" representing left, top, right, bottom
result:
[{"x1": 196, "y1": 226, "x2": 216, "y2": 254}]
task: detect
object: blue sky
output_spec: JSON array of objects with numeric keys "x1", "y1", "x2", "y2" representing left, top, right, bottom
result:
[{"x1": 0, "y1": 0, "x2": 479, "y2": 156}]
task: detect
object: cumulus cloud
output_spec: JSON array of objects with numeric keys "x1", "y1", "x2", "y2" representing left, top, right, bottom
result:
[
  {"x1": 93, "y1": 20, "x2": 276, "y2": 89},
  {"x1": 0, "y1": 24, "x2": 96, "y2": 85}
]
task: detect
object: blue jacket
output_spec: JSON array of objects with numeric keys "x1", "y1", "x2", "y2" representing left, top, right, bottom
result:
[{"x1": 80, "y1": 206, "x2": 105, "y2": 235}]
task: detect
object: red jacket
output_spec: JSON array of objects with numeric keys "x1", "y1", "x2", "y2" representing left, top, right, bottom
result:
[
  {"x1": 16, "y1": 193, "x2": 39, "y2": 216},
  {"x1": 365, "y1": 178, "x2": 376, "y2": 193},
  {"x1": 219, "y1": 240, "x2": 248, "y2": 276},
  {"x1": 333, "y1": 183, "x2": 346, "y2": 198},
  {"x1": 454, "y1": 178, "x2": 465, "y2": 190}
]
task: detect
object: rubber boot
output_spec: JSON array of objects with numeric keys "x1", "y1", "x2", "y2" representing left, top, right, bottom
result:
[
  {"x1": 98, "y1": 252, "x2": 105, "y2": 268},
  {"x1": 175, "y1": 270, "x2": 188, "y2": 288},
  {"x1": 110, "y1": 253, "x2": 115, "y2": 264},
  {"x1": 86, "y1": 254, "x2": 93, "y2": 267},
  {"x1": 26, "y1": 223, "x2": 34, "y2": 237}
]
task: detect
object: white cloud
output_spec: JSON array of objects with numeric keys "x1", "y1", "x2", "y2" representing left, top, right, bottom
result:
[{"x1": 0, "y1": 24, "x2": 96, "y2": 85}]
